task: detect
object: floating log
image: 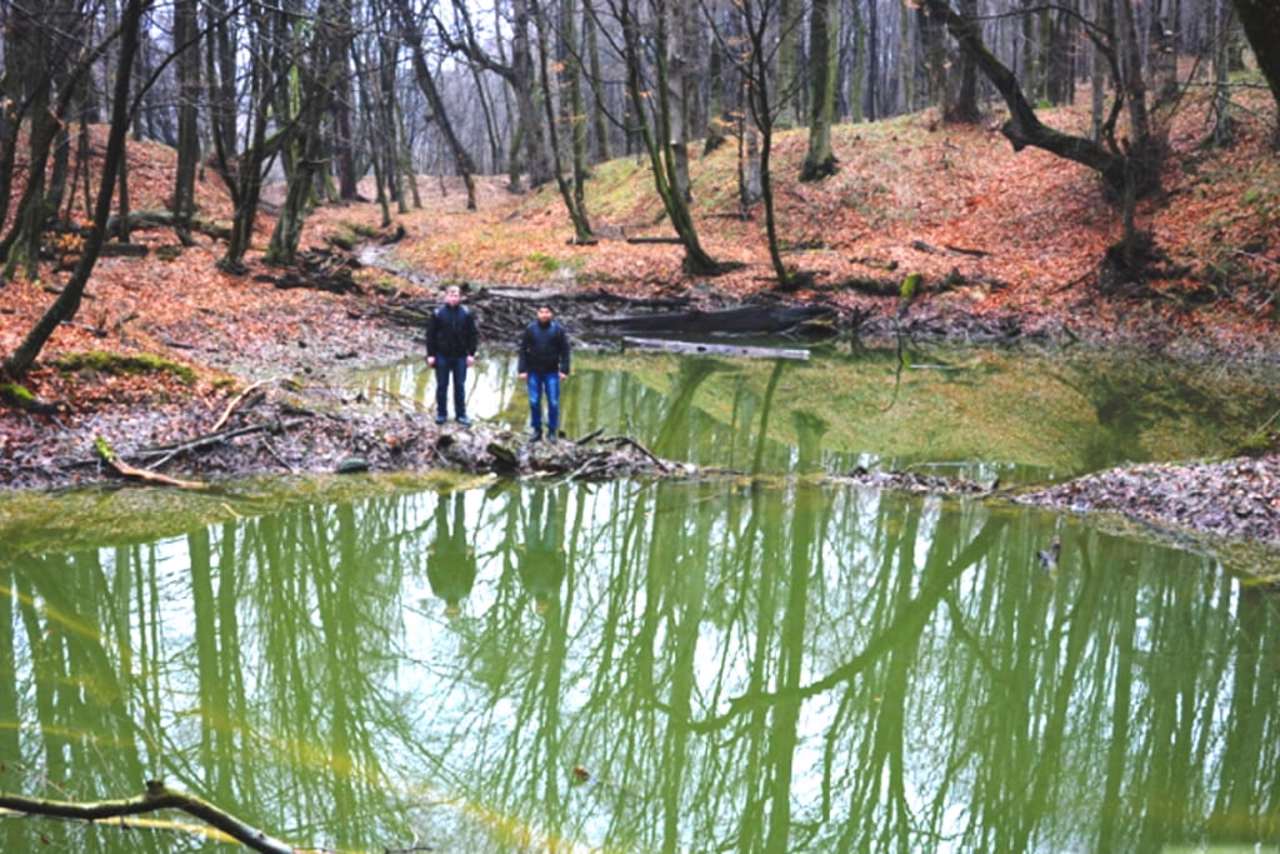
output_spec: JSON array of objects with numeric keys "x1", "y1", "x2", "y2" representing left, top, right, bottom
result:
[
  {"x1": 622, "y1": 336, "x2": 810, "y2": 361},
  {"x1": 593, "y1": 304, "x2": 833, "y2": 335}
]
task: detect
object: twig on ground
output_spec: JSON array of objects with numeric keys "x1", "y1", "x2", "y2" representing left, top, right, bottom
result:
[{"x1": 211, "y1": 377, "x2": 279, "y2": 433}]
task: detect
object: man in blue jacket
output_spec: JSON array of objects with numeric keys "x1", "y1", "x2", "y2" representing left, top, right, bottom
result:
[
  {"x1": 517, "y1": 305, "x2": 570, "y2": 442},
  {"x1": 426, "y1": 285, "x2": 478, "y2": 426}
]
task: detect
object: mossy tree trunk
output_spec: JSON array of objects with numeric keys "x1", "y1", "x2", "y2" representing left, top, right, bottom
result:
[
  {"x1": 171, "y1": 0, "x2": 200, "y2": 237},
  {"x1": 265, "y1": 0, "x2": 347, "y2": 265},
  {"x1": 801, "y1": 0, "x2": 840, "y2": 181}
]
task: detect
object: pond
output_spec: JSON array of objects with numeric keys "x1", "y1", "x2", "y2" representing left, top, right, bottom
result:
[
  {"x1": 351, "y1": 343, "x2": 1280, "y2": 484},
  {"x1": 1, "y1": 345, "x2": 1279, "y2": 852}
]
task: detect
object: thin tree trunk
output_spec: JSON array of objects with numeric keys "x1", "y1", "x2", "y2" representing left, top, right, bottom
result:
[
  {"x1": 618, "y1": 0, "x2": 718, "y2": 274},
  {"x1": 534, "y1": 0, "x2": 592, "y2": 241},
  {"x1": 583, "y1": 0, "x2": 610, "y2": 161},
  {"x1": 5, "y1": 0, "x2": 150, "y2": 378},
  {"x1": 392, "y1": 0, "x2": 478, "y2": 210}
]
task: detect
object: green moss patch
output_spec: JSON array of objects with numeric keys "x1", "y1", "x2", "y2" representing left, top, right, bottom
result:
[{"x1": 53, "y1": 350, "x2": 196, "y2": 385}]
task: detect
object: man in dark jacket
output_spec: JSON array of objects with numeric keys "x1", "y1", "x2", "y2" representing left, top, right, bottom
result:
[
  {"x1": 426, "y1": 285, "x2": 479, "y2": 425},
  {"x1": 517, "y1": 305, "x2": 570, "y2": 442}
]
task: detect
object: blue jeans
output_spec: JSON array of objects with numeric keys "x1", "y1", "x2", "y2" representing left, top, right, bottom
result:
[
  {"x1": 434, "y1": 356, "x2": 468, "y2": 419},
  {"x1": 527, "y1": 372, "x2": 560, "y2": 436}
]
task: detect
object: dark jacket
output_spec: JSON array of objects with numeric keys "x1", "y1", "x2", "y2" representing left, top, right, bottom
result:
[
  {"x1": 427, "y1": 305, "x2": 479, "y2": 359},
  {"x1": 517, "y1": 320, "x2": 571, "y2": 375}
]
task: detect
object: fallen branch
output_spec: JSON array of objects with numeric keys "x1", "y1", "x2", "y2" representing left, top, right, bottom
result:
[
  {"x1": 95, "y1": 436, "x2": 208, "y2": 491},
  {"x1": 625, "y1": 236, "x2": 685, "y2": 245},
  {"x1": 211, "y1": 377, "x2": 278, "y2": 433},
  {"x1": 944, "y1": 244, "x2": 991, "y2": 257},
  {"x1": 137, "y1": 419, "x2": 306, "y2": 468},
  {"x1": 600, "y1": 435, "x2": 670, "y2": 470},
  {"x1": 0, "y1": 780, "x2": 295, "y2": 853}
]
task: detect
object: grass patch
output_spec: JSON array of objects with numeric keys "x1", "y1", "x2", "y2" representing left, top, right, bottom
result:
[
  {"x1": 527, "y1": 251, "x2": 563, "y2": 274},
  {"x1": 53, "y1": 350, "x2": 196, "y2": 385}
]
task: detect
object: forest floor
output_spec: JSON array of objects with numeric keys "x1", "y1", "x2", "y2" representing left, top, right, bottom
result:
[{"x1": 0, "y1": 83, "x2": 1277, "y2": 555}]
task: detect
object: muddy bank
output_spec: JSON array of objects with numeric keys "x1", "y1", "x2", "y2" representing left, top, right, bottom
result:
[{"x1": 0, "y1": 382, "x2": 685, "y2": 491}]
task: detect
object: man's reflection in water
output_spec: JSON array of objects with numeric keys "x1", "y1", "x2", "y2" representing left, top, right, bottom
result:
[
  {"x1": 426, "y1": 491, "x2": 477, "y2": 619},
  {"x1": 518, "y1": 488, "x2": 566, "y2": 617}
]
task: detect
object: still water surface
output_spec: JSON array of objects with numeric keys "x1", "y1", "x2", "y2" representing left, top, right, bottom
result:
[{"x1": 2, "y1": 346, "x2": 1279, "y2": 852}]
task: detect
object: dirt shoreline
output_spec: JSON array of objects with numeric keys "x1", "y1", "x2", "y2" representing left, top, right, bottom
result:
[{"x1": 3, "y1": 245, "x2": 1278, "y2": 558}]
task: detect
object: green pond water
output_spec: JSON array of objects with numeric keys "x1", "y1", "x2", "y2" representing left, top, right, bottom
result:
[
  {"x1": 1, "y1": 346, "x2": 1279, "y2": 853},
  {"x1": 352, "y1": 344, "x2": 1280, "y2": 484}
]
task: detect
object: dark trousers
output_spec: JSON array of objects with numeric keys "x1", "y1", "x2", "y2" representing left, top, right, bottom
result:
[
  {"x1": 434, "y1": 356, "x2": 468, "y2": 419},
  {"x1": 527, "y1": 371, "x2": 560, "y2": 435}
]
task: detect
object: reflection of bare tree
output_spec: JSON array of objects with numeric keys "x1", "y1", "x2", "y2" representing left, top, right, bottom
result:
[{"x1": 5, "y1": 482, "x2": 1280, "y2": 852}]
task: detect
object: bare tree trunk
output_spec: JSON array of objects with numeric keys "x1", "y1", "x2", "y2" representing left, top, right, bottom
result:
[
  {"x1": 392, "y1": 0, "x2": 478, "y2": 210},
  {"x1": 777, "y1": 0, "x2": 803, "y2": 126},
  {"x1": 1210, "y1": 0, "x2": 1234, "y2": 145},
  {"x1": 801, "y1": 0, "x2": 840, "y2": 181},
  {"x1": 4, "y1": 0, "x2": 150, "y2": 378},
  {"x1": 944, "y1": 0, "x2": 981, "y2": 122},
  {"x1": 332, "y1": 0, "x2": 359, "y2": 200},
  {"x1": 172, "y1": 0, "x2": 200, "y2": 240},
  {"x1": 849, "y1": 0, "x2": 866, "y2": 123},
  {"x1": 618, "y1": 0, "x2": 718, "y2": 274},
  {"x1": 1230, "y1": 0, "x2": 1280, "y2": 134},
  {"x1": 534, "y1": 0, "x2": 592, "y2": 241},
  {"x1": 266, "y1": 0, "x2": 348, "y2": 264},
  {"x1": 1092, "y1": 0, "x2": 1112, "y2": 139},
  {"x1": 583, "y1": 0, "x2": 611, "y2": 161}
]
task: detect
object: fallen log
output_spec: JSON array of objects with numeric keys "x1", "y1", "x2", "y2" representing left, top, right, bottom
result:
[
  {"x1": 102, "y1": 210, "x2": 232, "y2": 241},
  {"x1": 99, "y1": 242, "x2": 149, "y2": 258},
  {"x1": 625, "y1": 236, "x2": 685, "y2": 245},
  {"x1": 592, "y1": 304, "x2": 834, "y2": 336},
  {"x1": 95, "y1": 436, "x2": 208, "y2": 490},
  {"x1": 623, "y1": 336, "x2": 810, "y2": 361},
  {"x1": 0, "y1": 780, "x2": 294, "y2": 854}
]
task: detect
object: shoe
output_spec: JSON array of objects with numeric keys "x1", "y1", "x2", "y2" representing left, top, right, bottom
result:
[
  {"x1": 456, "y1": 416, "x2": 472, "y2": 427},
  {"x1": 530, "y1": 431, "x2": 542, "y2": 443},
  {"x1": 545, "y1": 433, "x2": 557, "y2": 444},
  {"x1": 434, "y1": 416, "x2": 447, "y2": 425}
]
